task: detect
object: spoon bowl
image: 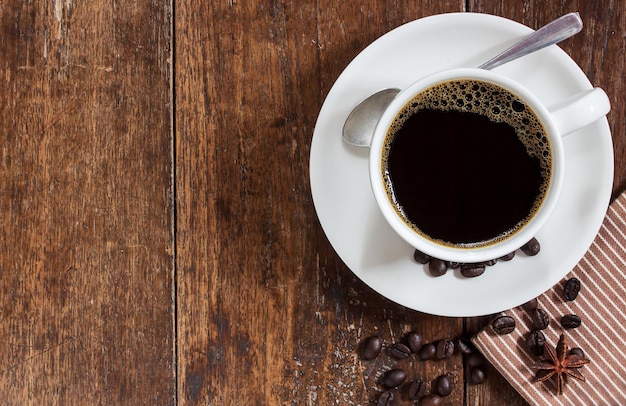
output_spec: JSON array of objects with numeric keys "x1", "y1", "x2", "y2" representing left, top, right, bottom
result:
[{"x1": 342, "y1": 89, "x2": 400, "y2": 147}]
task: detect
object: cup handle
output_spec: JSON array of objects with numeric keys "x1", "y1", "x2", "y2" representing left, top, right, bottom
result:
[{"x1": 548, "y1": 88, "x2": 611, "y2": 137}]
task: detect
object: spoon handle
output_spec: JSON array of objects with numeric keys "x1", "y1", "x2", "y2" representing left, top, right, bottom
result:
[{"x1": 477, "y1": 12, "x2": 583, "y2": 70}]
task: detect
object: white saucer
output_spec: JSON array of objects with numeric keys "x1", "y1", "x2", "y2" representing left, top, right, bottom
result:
[{"x1": 309, "y1": 13, "x2": 613, "y2": 317}]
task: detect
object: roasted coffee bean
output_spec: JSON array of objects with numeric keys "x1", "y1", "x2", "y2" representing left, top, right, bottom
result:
[
  {"x1": 429, "y1": 259, "x2": 448, "y2": 277},
  {"x1": 414, "y1": 249, "x2": 431, "y2": 264},
  {"x1": 499, "y1": 251, "x2": 516, "y2": 261},
  {"x1": 520, "y1": 237, "x2": 541, "y2": 256},
  {"x1": 407, "y1": 331, "x2": 423, "y2": 353},
  {"x1": 377, "y1": 390, "x2": 395, "y2": 406},
  {"x1": 456, "y1": 337, "x2": 474, "y2": 354},
  {"x1": 418, "y1": 343, "x2": 437, "y2": 360},
  {"x1": 563, "y1": 277, "x2": 581, "y2": 301},
  {"x1": 361, "y1": 336, "x2": 383, "y2": 360},
  {"x1": 448, "y1": 262, "x2": 462, "y2": 269},
  {"x1": 526, "y1": 330, "x2": 545, "y2": 356},
  {"x1": 460, "y1": 263, "x2": 485, "y2": 278},
  {"x1": 569, "y1": 347, "x2": 585, "y2": 358},
  {"x1": 390, "y1": 342, "x2": 411, "y2": 359},
  {"x1": 532, "y1": 308, "x2": 550, "y2": 330},
  {"x1": 408, "y1": 379, "x2": 426, "y2": 400},
  {"x1": 561, "y1": 314, "x2": 582, "y2": 329},
  {"x1": 436, "y1": 338, "x2": 455, "y2": 359},
  {"x1": 380, "y1": 368, "x2": 407, "y2": 388},
  {"x1": 470, "y1": 367, "x2": 486, "y2": 384},
  {"x1": 492, "y1": 315, "x2": 516, "y2": 335},
  {"x1": 467, "y1": 353, "x2": 486, "y2": 368},
  {"x1": 436, "y1": 374, "x2": 452, "y2": 396},
  {"x1": 419, "y1": 394, "x2": 443, "y2": 406},
  {"x1": 483, "y1": 259, "x2": 497, "y2": 266},
  {"x1": 521, "y1": 297, "x2": 538, "y2": 310}
]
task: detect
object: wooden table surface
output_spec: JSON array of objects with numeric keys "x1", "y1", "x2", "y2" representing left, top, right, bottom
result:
[{"x1": 1, "y1": 1, "x2": 623, "y2": 405}]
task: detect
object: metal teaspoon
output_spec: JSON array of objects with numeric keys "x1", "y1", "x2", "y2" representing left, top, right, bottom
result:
[{"x1": 342, "y1": 12, "x2": 583, "y2": 147}]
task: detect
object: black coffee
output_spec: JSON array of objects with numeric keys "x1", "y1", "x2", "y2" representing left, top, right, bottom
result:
[{"x1": 381, "y1": 79, "x2": 551, "y2": 247}]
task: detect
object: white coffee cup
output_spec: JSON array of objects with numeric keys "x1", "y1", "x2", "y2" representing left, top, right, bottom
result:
[{"x1": 369, "y1": 68, "x2": 610, "y2": 263}]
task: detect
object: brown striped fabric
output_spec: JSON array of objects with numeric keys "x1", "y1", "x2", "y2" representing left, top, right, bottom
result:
[{"x1": 473, "y1": 192, "x2": 626, "y2": 406}]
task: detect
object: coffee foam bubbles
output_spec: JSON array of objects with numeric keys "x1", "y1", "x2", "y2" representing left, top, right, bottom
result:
[{"x1": 385, "y1": 79, "x2": 551, "y2": 196}]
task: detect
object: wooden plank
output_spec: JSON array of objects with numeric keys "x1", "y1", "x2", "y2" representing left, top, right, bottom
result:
[
  {"x1": 465, "y1": 2, "x2": 626, "y2": 405},
  {"x1": 175, "y1": 1, "x2": 464, "y2": 404},
  {"x1": 0, "y1": 1, "x2": 174, "y2": 404}
]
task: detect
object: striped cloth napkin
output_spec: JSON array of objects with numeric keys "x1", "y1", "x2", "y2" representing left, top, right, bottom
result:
[{"x1": 473, "y1": 191, "x2": 626, "y2": 406}]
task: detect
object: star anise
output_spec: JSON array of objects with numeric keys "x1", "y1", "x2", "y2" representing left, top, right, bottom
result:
[{"x1": 532, "y1": 333, "x2": 590, "y2": 395}]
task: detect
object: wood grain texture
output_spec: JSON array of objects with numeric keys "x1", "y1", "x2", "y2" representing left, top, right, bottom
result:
[
  {"x1": 175, "y1": 1, "x2": 468, "y2": 405},
  {"x1": 0, "y1": 1, "x2": 174, "y2": 404},
  {"x1": 1, "y1": 0, "x2": 623, "y2": 404}
]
